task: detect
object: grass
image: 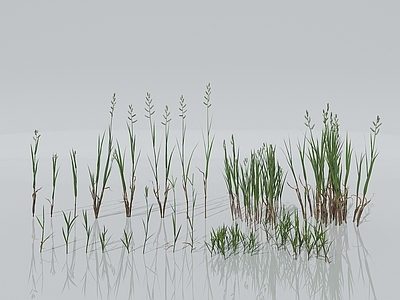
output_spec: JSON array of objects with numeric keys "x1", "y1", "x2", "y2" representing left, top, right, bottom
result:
[
  {"x1": 82, "y1": 210, "x2": 92, "y2": 253},
  {"x1": 28, "y1": 91, "x2": 381, "y2": 264},
  {"x1": 88, "y1": 95, "x2": 115, "y2": 218},
  {"x1": 30, "y1": 129, "x2": 42, "y2": 217},
  {"x1": 161, "y1": 105, "x2": 175, "y2": 218},
  {"x1": 353, "y1": 115, "x2": 382, "y2": 226},
  {"x1": 199, "y1": 83, "x2": 215, "y2": 218},
  {"x1": 142, "y1": 186, "x2": 154, "y2": 254},
  {"x1": 114, "y1": 104, "x2": 140, "y2": 217},
  {"x1": 177, "y1": 95, "x2": 197, "y2": 219},
  {"x1": 120, "y1": 229, "x2": 133, "y2": 253},
  {"x1": 70, "y1": 149, "x2": 78, "y2": 217},
  {"x1": 49, "y1": 153, "x2": 59, "y2": 217},
  {"x1": 185, "y1": 174, "x2": 197, "y2": 252},
  {"x1": 284, "y1": 104, "x2": 381, "y2": 226},
  {"x1": 99, "y1": 225, "x2": 110, "y2": 253},
  {"x1": 36, "y1": 206, "x2": 52, "y2": 253},
  {"x1": 223, "y1": 136, "x2": 286, "y2": 226},
  {"x1": 206, "y1": 222, "x2": 260, "y2": 259},
  {"x1": 206, "y1": 208, "x2": 331, "y2": 261},
  {"x1": 61, "y1": 211, "x2": 78, "y2": 254},
  {"x1": 144, "y1": 93, "x2": 162, "y2": 217},
  {"x1": 169, "y1": 176, "x2": 182, "y2": 252},
  {"x1": 267, "y1": 207, "x2": 331, "y2": 261}
]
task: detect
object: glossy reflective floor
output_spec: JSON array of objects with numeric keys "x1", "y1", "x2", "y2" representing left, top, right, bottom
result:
[{"x1": 1, "y1": 130, "x2": 398, "y2": 299}]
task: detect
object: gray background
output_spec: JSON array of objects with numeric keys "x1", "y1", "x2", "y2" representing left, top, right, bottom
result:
[{"x1": 1, "y1": 0, "x2": 399, "y2": 134}]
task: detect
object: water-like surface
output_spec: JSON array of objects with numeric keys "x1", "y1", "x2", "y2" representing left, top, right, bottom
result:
[{"x1": 1, "y1": 130, "x2": 399, "y2": 299}]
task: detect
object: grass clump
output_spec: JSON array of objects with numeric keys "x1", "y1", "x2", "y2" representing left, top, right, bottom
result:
[
  {"x1": 144, "y1": 94, "x2": 174, "y2": 218},
  {"x1": 284, "y1": 104, "x2": 381, "y2": 226},
  {"x1": 266, "y1": 207, "x2": 331, "y2": 261},
  {"x1": 114, "y1": 104, "x2": 140, "y2": 218},
  {"x1": 206, "y1": 222, "x2": 260, "y2": 258},
  {"x1": 223, "y1": 136, "x2": 286, "y2": 226},
  {"x1": 88, "y1": 95, "x2": 116, "y2": 219}
]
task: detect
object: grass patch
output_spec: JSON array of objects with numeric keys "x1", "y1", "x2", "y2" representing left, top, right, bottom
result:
[{"x1": 284, "y1": 104, "x2": 381, "y2": 226}]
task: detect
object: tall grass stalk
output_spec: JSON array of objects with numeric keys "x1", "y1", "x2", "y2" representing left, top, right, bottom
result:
[
  {"x1": 177, "y1": 95, "x2": 197, "y2": 219},
  {"x1": 161, "y1": 105, "x2": 174, "y2": 218},
  {"x1": 36, "y1": 206, "x2": 51, "y2": 253},
  {"x1": 114, "y1": 105, "x2": 140, "y2": 217},
  {"x1": 70, "y1": 149, "x2": 78, "y2": 217},
  {"x1": 200, "y1": 83, "x2": 215, "y2": 218},
  {"x1": 49, "y1": 153, "x2": 59, "y2": 217},
  {"x1": 127, "y1": 105, "x2": 140, "y2": 216},
  {"x1": 353, "y1": 115, "x2": 381, "y2": 226},
  {"x1": 61, "y1": 211, "x2": 78, "y2": 254},
  {"x1": 144, "y1": 93, "x2": 162, "y2": 217},
  {"x1": 30, "y1": 129, "x2": 41, "y2": 217},
  {"x1": 88, "y1": 95, "x2": 116, "y2": 218}
]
